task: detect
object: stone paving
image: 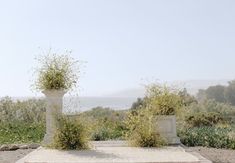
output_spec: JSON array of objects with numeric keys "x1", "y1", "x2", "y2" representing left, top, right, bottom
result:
[{"x1": 16, "y1": 141, "x2": 211, "y2": 163}]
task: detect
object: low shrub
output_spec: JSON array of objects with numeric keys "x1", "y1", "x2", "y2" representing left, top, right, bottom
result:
[
  {"x1": 125, "y1": 109, "x2": 166, "y2": 147},
  {"x1": 91, "y1": 119, "x2": 126, "y2": 141},
  {"x1": 52, "y1": 116, "x2": 89, "y2": 150},
  {"x1": 178, "y1": 126, "x2": 235, "y2": 149},
  {"x1": 0, "y1": 122, "x2": 45, "y2": 144},
  {"x1": 91, "y1": 127, "x2": 111, "y2": 141},
  {"x1": 186, "y1": 100, "x2": 235, "y2": 122},
  {"x1": 185, "y1": 112, "x2": 225, "y2": 127},
  {"x1": 78, "y1": 108, "x2": 127, "y2": 141}
]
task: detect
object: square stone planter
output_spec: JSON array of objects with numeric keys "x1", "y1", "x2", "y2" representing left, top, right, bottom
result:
[{"x1": 156, "y1": 115, "x2": 181, "y2": 145}]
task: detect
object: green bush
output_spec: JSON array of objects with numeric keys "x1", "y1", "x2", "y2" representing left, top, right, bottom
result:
[
  {"x1": 186, "y1": 100, "x2": 235, "y2": 120},
  {"x1": 125, "y1": 109, "x2": 166, "y2": 147},
  {"x1": 178, "y1": 126, "x2": 235, "y2": 149},
  {"x1": 0, "y1": 122, "x2": 45, "y2": 144},
  {"x1": 0, "y1": 97, "x2": 46, "y2": 123},
  {"x1": 91, "y1": 127, "x2": 123, "y2": 141},
  {"x1": 91, "y1": 118, "x2": 126, "y2": 141},
  {"x1": 185, "y1": 112, "x2": 225, "y2": 127},
  {"x1": 131, "y1": 98, "x2": 146, "y2": 110},
  {"x1": 91, "y1": 127, "x2": 111, "y2": 141},
  {"x1": 53, "y1": 116, "x2": 89, "y2": 150},
  {"x1": 77, "y1": 107, "x2": 127, "y2": 141}
]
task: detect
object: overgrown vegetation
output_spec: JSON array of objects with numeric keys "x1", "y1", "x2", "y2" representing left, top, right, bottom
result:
[
  {"x1": 125, "y1": 84, "x2": 183, "y2": 147},
  {"x1": 76, "y1": 107, "x2": 127, "y2": 141},
  {"x1": 0, "y1": 122, "x2": 45, "y2": 144},
  {"x1": 131, "y1": 84, "x2": 183, "y2": 115},
  {"x1": 52, "y1": 116, "x2": 89, "y2": 150},
  {"x1": 0, "y1": 97, "x2": 46, "y2": 144},
  {"x1": 177, "y1": 87, "x2": 235, "y2": 149},
  {"x1": 0, "y1": 97, "x2": 46, "y2": 123},
  {"x1": 178, "y1": 126, "x2": 235, "y2": 149},
  {"x1": 130, "y1": 84, "x2": 235, "y2": 149},
  {"x1": 185, "y1": 112, "x2": 225, "y2": 127},
  {"x1": 1, "y1": 82, "x2": 235, "y2": 149},
  {"x1": 125, "y1": 109, "x2": 165, "y2": 147}
]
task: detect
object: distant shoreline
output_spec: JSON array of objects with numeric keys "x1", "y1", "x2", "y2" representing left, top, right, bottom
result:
[{"x1": 0, "y1": 96, "x2": 138, "y2": 111}]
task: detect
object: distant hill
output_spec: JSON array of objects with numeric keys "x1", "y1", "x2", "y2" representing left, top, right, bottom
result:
[{"x1": 106, "y1": 79, "x2": 230, "y2": 98}]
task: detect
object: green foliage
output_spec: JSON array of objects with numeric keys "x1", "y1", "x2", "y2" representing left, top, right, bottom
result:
[
  {"x1": 197, "y1": 89, "x2": 207, "y2": 102},
  {"x1": 178, "y1": 88, "x2": 198, "y2": 106},
  {"x1": 91, "y1": 127, "x2": 111, "y2": 141},
  {"x1": 200, "y1": 85, "x2": 226, "y2": 103},
  {"x1": 53, "y1": 116, "x2": 89, "y2": 150},
  {"x1": 76, "y1": 107, "x2": 127, "y2": 141},
  {"x1": 185, "y1": 112, "x2": 225, "y2": 127},
  {"x1": 0, "y1": 122, "x2": 45, "y2": 144},
  {"x1": 131, "y1": 98, "x2": 146, "y2": 110},
  {"x1": 0, "y1": 97, "x2": 46, "y2": 145},
  {"x1": 0, "y1": 101, "x2": 128, "y2": 144},
  {"x1": 186, "y1": 99, "x2": 235, "y2": 122},
  {"x1": 0, "y1": 97, "x2": 46, "y2": 123},
  {"x1": 145, "y1": 84, "x2": 183, "y2": 115},
  {"x1": 81, "y1": 107, "x2": 126, "y2": 119},
  {"x1": 178, "y1": 126, "x2": 235, "y2": 149},
  {"x1": 34, "y1": 52, "x2": 79, "y2": 91},
  {"x1": 224, "y1": 80, "x2": 235, "y2": 105},
  {"x1": 178, "y1": 96, "x2": 235, "y2": 149},
  {"x1": 197, "y1": 80, "x2": 235, "y2": 106},
  {"x1": 91, "y1": 118, "x2": 126, "y2": 141},
  {"x1": 125, "y1": 109, "x2": 166, "y2": 147}
]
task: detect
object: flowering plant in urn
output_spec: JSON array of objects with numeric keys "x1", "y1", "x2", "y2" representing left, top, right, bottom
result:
[{"x1": 33, "y1": 50, "x2": 80, "y2": 145}]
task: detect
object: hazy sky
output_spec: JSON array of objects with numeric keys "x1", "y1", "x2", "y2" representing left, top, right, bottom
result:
[{"x1": 0, "y1": 0, "x2": 235, "y2": 97}]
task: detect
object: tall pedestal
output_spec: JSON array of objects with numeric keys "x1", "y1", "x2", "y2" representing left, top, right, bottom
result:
[{"x1": 42, "y1": 90, "x2": 66, "y2": 145}]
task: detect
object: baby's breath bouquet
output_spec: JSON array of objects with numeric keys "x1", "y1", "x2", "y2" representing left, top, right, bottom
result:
[{"x1": 33, "y1": 51, "x2": 79, "y2": 92}]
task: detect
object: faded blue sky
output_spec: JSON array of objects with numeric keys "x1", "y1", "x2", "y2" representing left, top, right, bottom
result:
[{"x1": 0, "y1": 0, "x2": 235, "y2": 96}]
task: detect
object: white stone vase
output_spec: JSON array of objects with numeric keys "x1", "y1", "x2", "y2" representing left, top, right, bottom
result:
[
  {"x1": 156, "y1": 115, "x2": 181, "y2": 145},
  {"x1": 42, "y1": 90, "x2": 67, "y2": 145}
]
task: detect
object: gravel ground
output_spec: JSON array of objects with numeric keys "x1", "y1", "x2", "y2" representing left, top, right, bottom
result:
[
  {"x1": 187, "y1": 147, "x2": 235, "y2": 163},
  {"x1": 0, "y1": 149, "x2": 34, "y2": 163}
]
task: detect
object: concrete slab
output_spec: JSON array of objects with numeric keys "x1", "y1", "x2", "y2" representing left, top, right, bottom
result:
[{"x1": 16, "y1": 141, "x2": 211, "y2": 163}]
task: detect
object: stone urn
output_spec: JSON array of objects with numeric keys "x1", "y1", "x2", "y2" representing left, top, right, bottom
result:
[
  {"x1": 156, "y1": 115, "x2": 180, "y2": 145},
  {"x1": 42, "y1": 90, "x2": 67, "y2": 145}
]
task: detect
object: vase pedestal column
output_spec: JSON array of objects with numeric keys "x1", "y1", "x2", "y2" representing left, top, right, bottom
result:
[{"x1": 42, "y1": 90, "x2": 66, "y2": 145}]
